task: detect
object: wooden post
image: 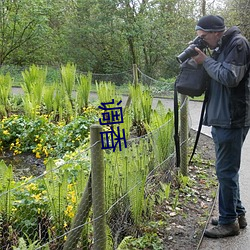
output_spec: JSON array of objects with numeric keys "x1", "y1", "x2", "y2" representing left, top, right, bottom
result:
[
  {"x1": 91, "y1": 124, "x2": 106, "y2": 250},
  {"x1": 133, "y1": 64, "x2": 138, "y2": 86},
  {"x1": 125, "y1": 64, "x2": 138, "y2": 110},
  {"x1": 63, "y1": 175, "x2": 92, "y2": 250}
]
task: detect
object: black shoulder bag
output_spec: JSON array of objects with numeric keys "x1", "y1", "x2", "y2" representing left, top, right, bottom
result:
[
  {"x1": 174, "y1": 58, "x2": 210, "y2": 168},
  {"x1": 175, "y1": 58, "x2": 208, "y2": 97}
]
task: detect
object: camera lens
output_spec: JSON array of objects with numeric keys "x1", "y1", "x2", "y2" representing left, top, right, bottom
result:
[
  {"x1": 176, "y1": 45, "x2": 198, "y2": 63},
  {"x1": 176, "y1": 37, "x2": 208, "y2": 63}
]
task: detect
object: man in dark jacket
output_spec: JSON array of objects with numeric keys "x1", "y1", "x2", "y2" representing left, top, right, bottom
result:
[{"x1": 193, "y1": 15, "x2": 250, "y2": 238}]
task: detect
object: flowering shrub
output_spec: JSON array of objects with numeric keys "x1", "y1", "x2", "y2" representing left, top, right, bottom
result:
[{"x1": 0, "y1": 106, "x2": 99, "y2": 158}]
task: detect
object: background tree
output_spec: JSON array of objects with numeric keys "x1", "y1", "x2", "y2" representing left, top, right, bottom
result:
[
  {"x1": 0, "y1": 0, "x2": 49, "y2": 65},
  {"x1": 219, "y1": 0, "x2": 250, "y2": 39},
  {"x1": 0, "y1": 0, "x2": 235, "y2": 80}
]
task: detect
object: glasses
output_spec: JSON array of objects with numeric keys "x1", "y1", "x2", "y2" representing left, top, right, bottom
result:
[{"x1": 198, "y1": 32, "x2": 214, "y2": 40}]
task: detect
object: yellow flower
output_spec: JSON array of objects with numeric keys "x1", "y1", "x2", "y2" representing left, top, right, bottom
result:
[
  {"x1": 36, "y1": 152, "x2": 41, "y2": 159},
  {"x1": 65, "y1": 205, "x2": 74, "y2": 218},
  {"x1": 3, "y1": 130, "x2": 9, "y2": 135},
  {"x1": 32, "y1": 193, "x2": 42, "y2": 201},
  {"x1": 26, "y1": 183, "x2": 37, "y2": 191},
  {"x1": 43, "y1": 147, "x2": 49, "y2": 157},
  {"x1": 71, "y1": 195, "x2": 76, "y2": 204},
  {"x1": 12, "y1": 207, "x2": 17, "y2": 212}
]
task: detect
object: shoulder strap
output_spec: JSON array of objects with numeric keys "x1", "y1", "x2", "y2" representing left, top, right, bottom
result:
[
  {"x1": 189, "y1": 91, "x2": 208, "y2": 164},
  {"x1": 174, "y1": 81, "x2": 208, "y2": 167},
  {"x1": 174, "y1": 81, "x2": 180, "y2": 168}
]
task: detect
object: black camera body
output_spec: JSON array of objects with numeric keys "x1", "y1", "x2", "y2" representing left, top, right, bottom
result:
[{"x1": 176, "y1": 36, "x2": 208, "y2": 63}]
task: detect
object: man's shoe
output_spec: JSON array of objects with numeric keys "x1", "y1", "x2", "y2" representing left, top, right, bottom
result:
[
  {"x1": 211, "y1": 214, "x2": 247, "y2": 229},
  {"x1": 238, "y1": 215, "x2": 248, "y2": 228},
  {"x1": 204, "y1": 222, "x2": 240, "y2": 238}
]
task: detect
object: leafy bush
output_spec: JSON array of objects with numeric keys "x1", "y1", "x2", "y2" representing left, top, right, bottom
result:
[{"x1": 0, "y1": 109, "x2": 98, "y2": 158}]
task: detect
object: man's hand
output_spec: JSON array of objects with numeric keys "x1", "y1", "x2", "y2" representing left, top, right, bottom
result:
[{"x1": 192, "y1": 47, "x2": 207, "y2": 64}]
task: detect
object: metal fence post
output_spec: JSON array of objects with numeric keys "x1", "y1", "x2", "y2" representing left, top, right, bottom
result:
[{"x1": 91, "y1": 124, "x2": 106, "y2": 250}]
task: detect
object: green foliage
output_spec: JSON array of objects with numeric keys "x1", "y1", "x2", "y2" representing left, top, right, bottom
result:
[
  {"x1": 117, "y1": 233, "x2": 163, "y2": 250},
  {"x1": 21, "y1": 65, "x2": 47, "y2": 118},
  {"x1": 129, "y1": 83, "x2": 153, "y2": 135},
  {"x1": 12, "y1": 176, "x2": 48, "y2": 240},
  {"x1": 76, "y1": 72, "x2": 92, "y2": 110},
  {"x1": 0, "y1": 161, "x2": 14, "y2": 222},
  {"x1": 0, "y1": 144, "x2": 91, "y2": 248},
  {"x1": 105, "y1": 138, "x2": 153, "y2": 226},
  {"x1": 96, "y1": 81, "x2": 121, "y2": 104},
  {"x1": 13, "y1": 235, "x2": 46, "y2": 250},
  {"x1": 178, "y1": 172, "x2": 192, "y2": 189},
  {"x1": 116, "y1": 108, "x2": 132, "y2": 140},
  {"x1": 0, "y1": 0, "x2": 228, "y2": 77},
  {"x1": 157, "y1": 182, "x2": 171, "y2": 204},
  {"x1": 0, "y1": 70, "x2": 180, "y2": 248},
  {"x1": 0, "y1": 112, "x2": 98, "y2": 158},
  {"x1": 43, "y1": 85, "x2": 56, "y2": 113},
  {"x1": 0, "y1": 73, "x2": 12, "y2": 117},
  {"x1": 0, "y1": 0, "x2": 52, "y2": 65},
  {"x1": 61, "y1": 63, "x2": 76, "y2": 101},
  {"x1": 145, "y1": 100, "x2": 174, "y2": 163},
  {"x1": 43, "y1": 159, "x2": 69, "y2": 230}
]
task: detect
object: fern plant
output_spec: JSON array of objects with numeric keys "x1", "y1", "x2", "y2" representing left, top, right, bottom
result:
[
  {"x1": 0, "y1": 73, "x2": 12, "y2": 117},
  {"x1": 105, "y1": 138, "x2": 152, "y2": 225},
  {"x1": 96, "y1": 81, "x2": 121, "y2": 105},
  {"x1": 144, "y1": 100, "x2": 174, "y2": 163},
  {"x1": 76, "y1": 72, "x2": 92, "y2": 112},
  {"x1": 21, "y1": 65, "x2": 47, "y2": 118},
  {"x1": 0, "y1": 160, "x2": 14, "y2": 222},
  {"x1": 43, "y1": 159, "x2": 68, "y2": 232},
  {"x1": 43, "y1": 84, "x2": 56, "y2": 114},
  {"x1": 129, "y1": 83, "x2": 153, "y2": 134},
  {"x1": 60, "y1": 62, "x2": 76, "y2": 102}
]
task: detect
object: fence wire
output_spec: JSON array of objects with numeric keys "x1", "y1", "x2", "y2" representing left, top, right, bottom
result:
[{"x1": 0, "y1": 67, "x2": 190, "y2": 249}]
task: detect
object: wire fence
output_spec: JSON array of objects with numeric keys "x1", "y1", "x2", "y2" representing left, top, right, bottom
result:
[
  {"x1": 0, "y1": 65, "x2": 190, "y2": 249},
  {"x1": 0, "y1": 64, "x2": 175, "y2": 97}
]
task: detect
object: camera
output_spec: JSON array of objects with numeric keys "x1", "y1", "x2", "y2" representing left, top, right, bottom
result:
[{"x1": 176, "y1": 36, "x2": 208, "y2": 64}]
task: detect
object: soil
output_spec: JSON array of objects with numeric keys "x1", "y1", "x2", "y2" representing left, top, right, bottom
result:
[
  {"x1": 159, "y1": 130, "x2": 217, "y2": 250},
  {"x1": 0, "y1": 152, "x2": 45, "y2": 180}
]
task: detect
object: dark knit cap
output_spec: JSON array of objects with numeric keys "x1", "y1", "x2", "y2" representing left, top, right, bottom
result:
[{"x1": 195, "y1": 15, "x2": 225, "y2": 32}]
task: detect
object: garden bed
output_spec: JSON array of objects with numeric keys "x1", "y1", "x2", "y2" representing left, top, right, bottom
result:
[{"x1": 0, "y1": 130, "x2": 217, "y2": 250}]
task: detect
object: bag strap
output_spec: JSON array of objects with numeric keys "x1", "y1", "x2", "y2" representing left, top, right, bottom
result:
[
  {"x1": 188, "y1": 91, "x2": 208, "y2": 164},
  {"x1": 174, "y1": 81, "x2": 208, "y2": 167},
  {"x1": 174, "y1": 80, "x2": 180, "y2": 168}
]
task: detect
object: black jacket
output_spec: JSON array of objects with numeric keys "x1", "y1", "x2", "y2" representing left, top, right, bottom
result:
[{"x1": 203, "y1": 26, "x2": 250, "y2": 128}]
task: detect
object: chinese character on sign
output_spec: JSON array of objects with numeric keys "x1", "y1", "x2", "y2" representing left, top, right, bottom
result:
[
  {"x1": 98, "y1": 99, "x2": 127, "y2": 152},
  {"x1": 99, "y1": 99, "x2": 123, "y2": 125}
]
